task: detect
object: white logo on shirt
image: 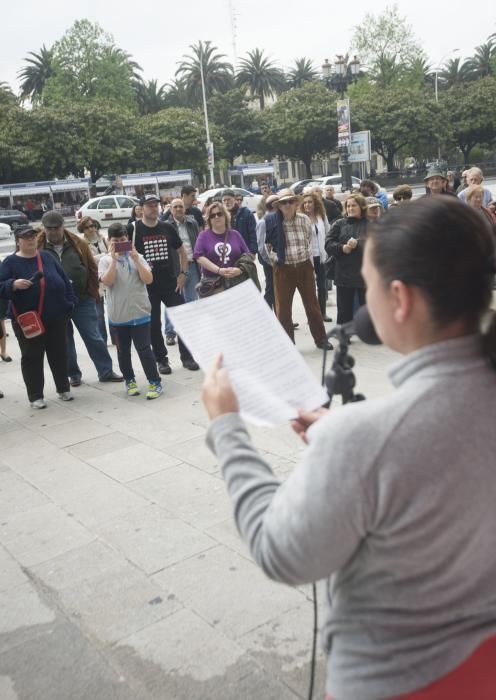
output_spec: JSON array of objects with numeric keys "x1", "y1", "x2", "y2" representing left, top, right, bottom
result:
[{"x1": 214, "y1": 241, "x2": 232, "y2": 264}]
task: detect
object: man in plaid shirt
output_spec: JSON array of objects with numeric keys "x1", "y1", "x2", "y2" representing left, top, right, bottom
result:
[{"x1": 262, "y1": 189, "x2": 332, "y2": 349}]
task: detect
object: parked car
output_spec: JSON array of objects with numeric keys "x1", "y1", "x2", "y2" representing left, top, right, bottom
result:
[
  {"x1": 290, "y1": 179, "x2": 323, "y2": 195},
  {"x1": 315, "y1": 175, "x2": 362, "y2": 191},
  {"x1": 0, "y1": 209, "x2": 29, "y2": 230},
  {"x1": 196, "y1": 187, "x2": 262, "y2": 213},
  {"x1": 75, "y1": 195, "x2": 139, "y2": 225},
  {"x1": 0, "y1": 222, "x2": 11, "y2": 239}
]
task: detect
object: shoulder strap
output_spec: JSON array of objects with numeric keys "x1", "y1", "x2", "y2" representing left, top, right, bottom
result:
[
  {"x1": 36, "y1": 252, "x2": 46, "y2": 316},
  {"x1": 132, "y1": 221, "x2": 136, "y2": 247}
]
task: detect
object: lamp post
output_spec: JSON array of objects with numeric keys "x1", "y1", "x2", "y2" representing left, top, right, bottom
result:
[
  {"x1": 433, "y1": 49, "x2": 459, "y2": 162},
  {"x1": 323, "y1": 55, "x2": 360, "y2": 192},
  {"x1": 199, "y1": 49, "x2": 215, "y2": 188}
]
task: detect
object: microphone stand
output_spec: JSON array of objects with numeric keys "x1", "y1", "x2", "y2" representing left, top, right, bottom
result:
[{"x1": 325, "y1": 326, "x2": 366, "y2": 405}]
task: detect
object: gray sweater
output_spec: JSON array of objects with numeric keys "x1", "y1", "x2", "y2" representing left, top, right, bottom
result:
[{"x1": 206, "y1": 335, "x2": 496, "y2": 700}]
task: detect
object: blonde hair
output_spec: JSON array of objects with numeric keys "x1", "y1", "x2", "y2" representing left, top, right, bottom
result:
[
  {"x1": 207, "y1": 202, "x2": 231, "y2": 228},
  {"x1": 300, "y1": 192, "x2": 326, "y2": 221},
  {"x1": 465, "y1": 184, "x2": 484, "y2": 202}
]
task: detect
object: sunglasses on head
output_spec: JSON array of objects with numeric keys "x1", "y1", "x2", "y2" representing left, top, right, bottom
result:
[{"x1": 210, "y1": 211, "x2": 224, "y2": 218}]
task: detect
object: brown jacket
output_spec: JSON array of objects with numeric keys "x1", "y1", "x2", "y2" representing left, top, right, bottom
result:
[{"x1": 37, "y1": 228, "x2": 100, "y2": 300}]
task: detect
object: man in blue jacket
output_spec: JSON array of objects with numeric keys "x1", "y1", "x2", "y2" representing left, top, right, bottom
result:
[{"x1": 221, "y1": 190, "x2": 257, "y2": 254}]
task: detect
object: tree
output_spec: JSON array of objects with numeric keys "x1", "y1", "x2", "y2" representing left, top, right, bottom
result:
[
  {"x1": 439, "y1": 77, "x2": 496, "y2": 164},
  {"x1": 30, "y1": 100, "x2": 138, "y2": 182},
  {"x1": 438, "y1": 57, "x2": 474, "y2": 88},
  {"x1": 18, "y1": 45, "x2": 55, "y2": 104},
  {"x1": 0, "y1": 106, "x2": 41, "y2": 183},
  {"x1": 42, "y1": 20, "x2": 138, "y2": 110},
  {"x1": 135, "y1": 79, "x2": 167, "y2": 115},
  {"x1": 164, "y1": 79, "x2": 190, "y2": 108},
  {"x1": 466, "y1": 41, "x2": 496, "y2": 78},
  {"x1": 287, "y1": 58, "x2": 319, "y2": 88},
  {"x1": 0, "y1": 82, "x2": 16, "y2": 107},
  {"x1": 236, "y1": 49, "x2": 286, "y2": 110},
  {"x1": 208, "y1": 89, "x2": 265, "y2": 165},
  {"x1": 175, "y1": 41, "x2": 234, "y2": 106},
  {"x1": 135, "y1": 108, "x2": 220, "y2": 177},
  {"x1": 350, "y1": 80, "x2": 440, "y2": 171},
  {"x1": 263, "y1": 82, "x2": 338, "y2": 177},
  {"x1": 351, "y1": 5, "x2": 425, "y2": 78}
]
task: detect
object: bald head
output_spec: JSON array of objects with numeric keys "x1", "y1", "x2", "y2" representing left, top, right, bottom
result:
[{"x1": 170, "y1": 198, "x2": 186, "y2": 220}]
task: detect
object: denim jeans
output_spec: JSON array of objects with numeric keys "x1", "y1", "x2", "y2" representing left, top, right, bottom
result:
[
  {"x1": 67, "y1": 297, "x2": 115, "y2": 380},
  {"x1": 113, "y1": 323, "x2": 160, "y2": 384},
  {"x1": 163, "y1": 262, "x2": 200, "y2": 337}
]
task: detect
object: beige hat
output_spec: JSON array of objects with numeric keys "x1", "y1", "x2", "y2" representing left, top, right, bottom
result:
[
  {"x1": 266, "y1": 194, "x2": 279, "y2": 206},
  {"x1": 277, "y1": 188, "x2": 299, "y2": 203}
]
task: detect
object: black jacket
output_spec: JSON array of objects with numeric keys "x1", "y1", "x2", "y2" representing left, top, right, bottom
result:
[{"x1": 325, "y1": 217, "x2": 367, "y2": 288}]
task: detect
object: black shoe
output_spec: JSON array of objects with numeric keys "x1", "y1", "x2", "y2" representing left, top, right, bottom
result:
[
  {"x1": 166, "y1": 334, "x2": 176, "y2": 346},
  {"x1": 1, "y1": 354, "x2": 12, "y2": 362},
  {"x1": 316, "y1": 340, "x2": 334, "y2": 351},
  {"x1": 99, "y1": 371, "x2": 124, "y2": 382},
  {"x1": 70, "y1": 377, "x2": 82, "y2": 387},
  {"x1": 293, "y1": 322, "x2": 299, "y2": 329},
  {"x1": 158, "y1": 360, "x2": 172, "y2": 375},
  {"x1": 0, "y1": 390, "x2": 4, "y2": 398},
  {"x1": 182, "y1": 359, "x2": 200, "y2": 371},
  {"x1": 323, "y1": 315, "x2": 333, "y2": 322}
]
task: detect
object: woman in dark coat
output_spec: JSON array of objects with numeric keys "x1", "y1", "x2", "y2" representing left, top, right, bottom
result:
[{"x1": 325, "y1": 193, "x2": 368, "y2": 324}]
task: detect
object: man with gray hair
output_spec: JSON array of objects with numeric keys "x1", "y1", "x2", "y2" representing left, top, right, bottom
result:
[{"x1": 458, "y1": 168, "x2": 493, "y2": 206}]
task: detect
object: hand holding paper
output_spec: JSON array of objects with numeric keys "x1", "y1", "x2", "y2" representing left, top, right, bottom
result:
[{"x1": 168, "y1": 280, "x2": 329, "y2": 426}]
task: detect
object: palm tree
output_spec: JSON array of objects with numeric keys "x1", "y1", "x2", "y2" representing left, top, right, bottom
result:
[
  {"x1": 176, "y1": 41, "x2": 234, "y2": 106},
  {"x1": 135, "y1": 79, "x2": 167, "y2": 115},
  {"x1": 406, "y1": 57, "x2": 433, "y2": 87},
  {"x1": 18, "y1": 45, "x2": 55, "y2": 103},
  {"x1": 438, "y1": 57, "x2": 474, "y2": 88},
  {"x1": 0, "y1": 82, "x2": 16, "y2": 106},
  {"x1": 103, "y1": 46, "x2": 142, "y2": 83},
  {"x1": 466, "y1": 41, "x2": 496, "y2": 78},
  {"x1": 287, "y1": 58, "x2": 318, "y2": 88},
  {"x1": 164, "y1": 78, "x2": 190, "y2": 109},
  {"x1": 236, "y1": 49, "x2": 286, "y2": 110}
]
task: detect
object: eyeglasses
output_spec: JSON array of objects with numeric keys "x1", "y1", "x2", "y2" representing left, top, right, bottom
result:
[
  {"x1": 210, "y1": 212, "x2": 224, "y2": 219},
  {"x1": 85, "y1": 224, "x2": 97, "y2": 229},
  {"x1": 45, "y1": 226, "x2": 61, "y2": 230},
  {"x1": 396, "y1": 195, "x2": 411, "y2": 201},
  {"x1": 279, "y1": 199, "x2": 296, "y2": 206}
]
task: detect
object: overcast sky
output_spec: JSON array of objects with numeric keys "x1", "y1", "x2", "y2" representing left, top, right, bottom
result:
[{"x1": 4, "y1": 0, "x2": 496, "y2": 93}]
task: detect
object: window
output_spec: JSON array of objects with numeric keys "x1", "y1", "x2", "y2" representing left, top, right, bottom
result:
[
  {"x1": 98, "y1": 197, "x2": 117, "y2": 209},
  {"x1": 234, "y1": 189, "x2": 251, "y2": 197},
  {"x1": 117, "y1": 197, "x2": 136, "y2": 208},
  {"x1": 87, "y1": 199, "x2": 101, "y2": 210},
  {"x1": 311, "y1": 160, "x2": 323, "y2": 176},
  {"x1": 279, "y1": 162, "x2": 288, "y2": 180}
]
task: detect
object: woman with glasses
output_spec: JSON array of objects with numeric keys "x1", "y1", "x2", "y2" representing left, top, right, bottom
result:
[
  {"x1": 77, "y1": 216, "x2": 112, "y2": 344},
  {"x1": 193, "y1": 203, "x2": 249, "y2": 282},
  {"x1": 0, "y1": 226, "x2": 76, "y2": 408}
]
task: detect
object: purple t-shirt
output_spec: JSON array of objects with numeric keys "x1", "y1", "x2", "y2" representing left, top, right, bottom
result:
[{"x1": 193, "y1": 228, "x2": 250, "y2": 276}]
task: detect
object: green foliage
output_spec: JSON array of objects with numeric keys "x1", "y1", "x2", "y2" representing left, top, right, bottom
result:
[
  {"x1": 263, "y1": 82, "x2": 338, "y2": 177},
  {"x1": 235, "y1": 49, "x2": 286, "y2": 110},
  {"x1": 135, "y1": 108, "x2": 222, "y2": 178},
  {"x1": 0, "y1": 106, "x2": 41, "y2": 183},
  {"x1": 42, "y1": 19, "x2": 139, "y2": 110},
  {"x1": 350, "y1": 80, "x2": 440, "y2": 170},
  {"x1": 351, "y1": 4, "x2": 425, "y2": 83},
  {"x1": 287, "y1": 58, "x2": 319, "y2": 89},
  {"x1": 18, "y1": 45, "x2": 55, "y2": 104},
  {"x1": 208, "y1": 89, "x2": 265, "y2": 165},
  {"x1": 135, "y1": 79, "x2": 168, "y2": 115},
  {"x1": 439, "y1": 77, "x2": 496, "y2": 163}
]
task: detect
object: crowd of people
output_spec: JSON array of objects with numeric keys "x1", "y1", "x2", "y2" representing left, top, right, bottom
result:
[{"x1": 0, "y1": 171, "x2": 495, "y2": 409}]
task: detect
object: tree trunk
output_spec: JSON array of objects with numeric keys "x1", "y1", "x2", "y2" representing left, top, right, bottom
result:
[
  {"x1": 385, "y1": 152, "x2": 396, "y2": 173},
  {"x1": 303, "y1": 158, "x2": 313, "y2": 178},
  {"x1": 259, "y1": 93, "x2": 265, "y2": 111},
  {"x1": 460, "y1": 145, "x2": 471, "y2": 166}
]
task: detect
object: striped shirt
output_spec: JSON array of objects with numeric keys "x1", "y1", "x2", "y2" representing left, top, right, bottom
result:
[{"x1": 283, "y1": 213, "x2": 312, "y2": 264}]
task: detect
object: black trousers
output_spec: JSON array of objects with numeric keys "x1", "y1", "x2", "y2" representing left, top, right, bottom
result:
[
  {"x1": 336, "y1": 286, "x2": 366, "y2": 325},
  {"x1": 258, "y1": 256, "x2": 274, "y2": 310},
  {"x1": 13, "y1": 315, "x2": 70, "y2": 402},
  {"x1": 113, "y1": 323, "x2": 160, "y2": 384},
  {"x1": 148, "y1": 284, "x2": 193, "y2": 364}
]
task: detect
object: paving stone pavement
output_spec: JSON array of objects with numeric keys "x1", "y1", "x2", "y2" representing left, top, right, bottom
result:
[{"x1": 0, "y1": 292, "x2": 398, "y2": 700}]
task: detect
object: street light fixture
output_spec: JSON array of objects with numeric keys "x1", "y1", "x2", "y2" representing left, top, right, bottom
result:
[{"x1": 433, "y1": 48, "x2": 459, "y2": 161}]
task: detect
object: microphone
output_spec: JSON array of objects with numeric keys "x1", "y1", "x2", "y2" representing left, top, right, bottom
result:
[
  {"x1": 29, "y1": 271, "x2": 44, "y2": 283},
  {"x1": 327, "y1": 305, "x2": 382, "y2": 345}
]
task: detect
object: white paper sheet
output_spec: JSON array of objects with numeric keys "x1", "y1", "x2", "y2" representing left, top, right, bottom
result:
[{"x1": 168, "y1": 280, "x2": 329, "y2": 426}]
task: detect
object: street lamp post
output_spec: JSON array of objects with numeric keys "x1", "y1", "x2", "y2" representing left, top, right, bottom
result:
[
  {"x1": 199, "y1": 51, "x2": 215, "y2": 188},
  {"x1": 323, "y1": 55, "x2": 360, "y2": 192}
]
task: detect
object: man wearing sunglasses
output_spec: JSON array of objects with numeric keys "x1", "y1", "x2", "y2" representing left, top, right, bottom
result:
[{"x1": 263, "y1": 189, "x2": 332, "y2": 350}]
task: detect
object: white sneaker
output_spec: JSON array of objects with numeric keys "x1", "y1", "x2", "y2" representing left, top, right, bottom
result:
[
  {"x1": 58, "y1": 392, "x2": 74, "y2": 402},
  {"x1": 30, "y1": 399, "x2": 47, "y2": 410}
]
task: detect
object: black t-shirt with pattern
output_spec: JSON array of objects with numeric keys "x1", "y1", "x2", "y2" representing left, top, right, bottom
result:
[{"x1": 128, "y1": 220, "x2": 183, "y2": 288}]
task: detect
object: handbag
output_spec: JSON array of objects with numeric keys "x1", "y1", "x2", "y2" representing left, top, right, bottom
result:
[
  {"x1": 11, "y1": 252, "x2": 46, "y2": 339},
  {"x1": 196, "y1": 229, "x2": 229, "y2": 299}
]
